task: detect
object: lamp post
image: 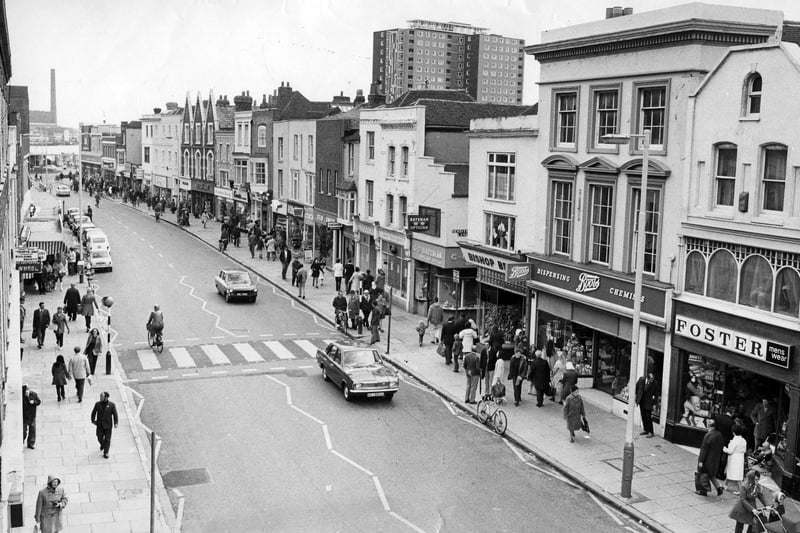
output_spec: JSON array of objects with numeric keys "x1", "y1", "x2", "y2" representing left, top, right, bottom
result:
[
  {"x1": 78, "y1": 127, "x2": 85, "y2": 283},
  {"x1": 102, "y1": 295, "x2": 114, "y2": 374},
  {"x1": 601, "y1": 129, "x2": 651, "y2": 499}
]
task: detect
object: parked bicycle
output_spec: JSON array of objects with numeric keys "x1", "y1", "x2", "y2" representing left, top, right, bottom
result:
[{"x1": 477, "y1": 393, "x2": 508, "y2": 435}]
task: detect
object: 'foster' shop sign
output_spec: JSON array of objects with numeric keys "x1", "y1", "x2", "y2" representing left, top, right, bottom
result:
[{"x1": 674, "y1": 315, "x2": 791, "y2": 369}]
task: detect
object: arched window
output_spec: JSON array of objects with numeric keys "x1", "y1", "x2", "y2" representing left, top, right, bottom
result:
[
  {"x1": 183, "y1": 150, "x2": 189, "y2": 178},
  {"x1": 774, "y1": 268, "x2": 800, "y2": 317},
  {"x1": 257, "y1": 125, "x2": 268, "y2": 148},
  {"x1": 738, "y1": 255, "x2": 773, "y2": 310},
  {"x1": 207, "y1": 153, "x2": 214, "y2": 179},
  {"x1": 744, "y1": 73, "x2": 762, "y2": 116},
  {"x1": 706, "y1": 250, "x2": 737, "y2": 302},
  {"x1": 684, "y1": 251, "x2": 706, "y2": 295},
  {"x1": 194, "y1": 152, "x2": 201, "y2": 179}
]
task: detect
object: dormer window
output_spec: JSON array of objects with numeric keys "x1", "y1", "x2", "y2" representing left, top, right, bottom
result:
[{"x1": 744, "y1": 73, "x2": 762, "y2": 117}]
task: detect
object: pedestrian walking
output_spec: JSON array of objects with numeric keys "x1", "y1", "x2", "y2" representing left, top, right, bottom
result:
[
  {"x1": 458, "y1": 323, "x2": 478, "y2": 354},
  {"x1": 697, "y1": 418, "x2": 726, "y2": 496},
  {"x1": 440, "y1": 317, "x2": 457, "y2": 366},
  {"x1": 369, "y1": 303, "x2": 381, "y2": 345},
  {"x1": 248, "y1": 232, "x2": 258, "y2": 258},
  {"x1": 55, "y1": 255, "x2": 67, "y2": 291},
  {"x1": 635, "y1": 372, "x2": 658, "y2": 437},
  {"x1": 528, "y1": 350, "x2": 551, "y2": 407},
  {"x1": 347, "y1": 291, "x2": 360, "y2": 330},
  {"x1": 19, "y1": 298, "x2": 27, "y2": 338},
  {"x1": 67, "y1": 247, "x2": 77, "y2": 276},
  {"x1": 51, "y1": 307, "x2": 69, "y2": 348},
  {"x1": 219, "y1": 226, "x2": 229, "y2": 251},
  {"x1": 508, "y1": 349, "x2": 528, "y2": 406},
  {"x1": 349, "y1": 267, "x2": 365, "y2": 294},
  {"x1": 32, "y1": 301, "x2": 51, "y2": 349},
  {"x1": 561, "y1": 361, "x2": 579, "y2": 403},
  {"x1": 723, "y1": 425, "x2": 747, "y2": 493},
  {"x1": 296, "y1": 264, "x2": 308, "y2": 299},
  {"x1": 68, "y1": 346, "x2": 91, "y2": 403},
  {"x1": 232, "y1": 225, "x2": 241, "y2": 247},
  {"x1": 375, "y1": 268, "x2": 386, "y2": 296},
  {"x1": 333, "y1": 258, "x2": 344, "y2": 291},
  {"x1": 343, "y1": 260, "x2": 355, "y2": 292},
  {"x1": 415, "y1": 320, "x2": 427, "y2": 347},
  {"x1": 551, "y1": 351, "x2": 567, "y2": 403},
  {"x1": 374, "y1": 293, "x2": 387, "y2": 332},
  {"x1": 426, "y1": 297, "x2": 444, "y2": 343},
  {"x1": 52, "y1": 354, "x2": 70, "y2": 403},
  {"x1": 34, "y1": 474, "x2": 68, "y2": 533},
  {"x1": 291, "y1": 258, "x2": 302, "y2": 287},
  {"x1": 201, "y1": 209, "x2": 208, "y2": 229},
  {"x1": 91, "y1": 391, "x2": 119, "y2": 459},
  {"x1": 562, "y1": 385, "x2": 586, "y2": 443},
  {"x1": 256, "y1": 234, "x2": 265, "y2": 259},
  {"x1": 359, "y1": 292, "x2": 372, "y2": 327},
  {"x1": 452, "y1": 334, "x2": 463, "y2": 372},
  {"x1": 22, "y1": 383, "x2": 41, "y2": 449},
  {"x1": 729, "y1": 470, "x2": 767, "y2": 533},
  {"x1": 279, "y1": 247, "x2": 291, "y2": 280},
  {"x1": 84, "y1": 328, "x2": 104, "y2": 375},
  {"x1": 311, "y1": 258, "x2": 322, "y2": 288},
  {"x1": 361, "y1": 269, "x2": 374, "y2": 295},
  {"x1": 463, "y1": 349, "x2": 481, "y2": 404},
  {"x1": 80, "y1": 289, "x2": 100, "y2": 332},
  {"x1": 266, "y1": 236, "x2": 277, "y2": 261}
]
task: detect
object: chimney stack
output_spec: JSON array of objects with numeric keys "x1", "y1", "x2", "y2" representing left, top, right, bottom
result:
[
  {"x1": 153, "y1": 108, "x2": 162, "y2": 114},
  {"x1": 50, "y1": 68, "x2": 57, "y2": 124}
]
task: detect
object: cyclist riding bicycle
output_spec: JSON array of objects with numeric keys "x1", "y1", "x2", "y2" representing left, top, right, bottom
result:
[{"x1": 146, "y1": 304, "x2": 164, "y2": 338}]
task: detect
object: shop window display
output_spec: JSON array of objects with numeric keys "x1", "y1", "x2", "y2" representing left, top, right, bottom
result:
[
  {"x1": 597, "y1": 333, "x2": 631, "y2": 400},
  {"x1": 537, "y1": 312, "x2": 594, "y2": 377}
]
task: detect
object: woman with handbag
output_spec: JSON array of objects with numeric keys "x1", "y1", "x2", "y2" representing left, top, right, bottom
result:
[
  {"x1": 51, "y1": 307, "x2": 69, "y2": 348},
  {"x1": 563, "y1": 385, "x2": 586, "y2": 443},
  {"x1": 84, "y1": 328, "x2": 104, "y2": 376},
  {"x1": 729, "y1": 469, "x2": 767, "y2": 533},
  {"x1": 34, "y1": 474, "x2": 68, "y2": 533},
  {"x1": 51, "y1": 354, "x2": 70, "y2": 403}
]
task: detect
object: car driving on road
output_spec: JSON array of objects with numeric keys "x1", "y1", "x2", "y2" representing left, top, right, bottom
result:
[
  {"x1": 214, "y1": 269, "x2": 258, "y2": 302},
  {"x1": 55, "y1": 183, "x2": 71, "y2": 197},
  {"x1": 316, "y1": 342, "x2": 399, "y2": 401}
]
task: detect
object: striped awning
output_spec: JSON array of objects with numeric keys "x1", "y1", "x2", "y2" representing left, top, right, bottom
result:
[{"x1": 27, "y1": 239, "x2": 66, "y2": 256}]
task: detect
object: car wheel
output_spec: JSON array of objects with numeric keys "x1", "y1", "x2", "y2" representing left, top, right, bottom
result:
[
  {"x1": 225, "y1": 292, "x2": 230, "y2": 303},
  {"x1": 384, "y1": 392, "x2": 395, "y2": 400},
  {"x1": 251, "y1": 295, "x2": 257, "y2": 303},
  {"x1": 322, "y1": 367, "x2": 330, "y2": 382},
  {"x1": 343, "y1": 384, "x2": 352, "y2": 401}
]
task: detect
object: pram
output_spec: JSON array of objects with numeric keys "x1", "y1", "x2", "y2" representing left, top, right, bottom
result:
[
  {"x1": 753, "y1": 505, "x2": 786, "y2": 533},
  {"x1": 747, "y1": 433, "x2": 778, "y2": 475}
]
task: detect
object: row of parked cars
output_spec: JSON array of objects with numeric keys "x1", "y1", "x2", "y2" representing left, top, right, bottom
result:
[{"x1": 64, "y1": 207, "x2": 113, "y2": 272}]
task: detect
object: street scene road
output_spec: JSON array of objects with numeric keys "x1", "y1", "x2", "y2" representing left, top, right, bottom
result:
[{"x1": 69, "y1": 196, "x2": 630, "y2": 532}]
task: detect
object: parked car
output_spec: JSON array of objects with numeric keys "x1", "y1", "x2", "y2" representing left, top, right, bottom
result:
[
  {"x1": 316, "y1": 342, "x2": 399, "y2": 401},
  {"x1": 88, "y1": 249, "x2": 112, "y2": 272},
  {"x1": 55, "y1": 184, "x2": 71, "y2": 197},
  {"x1": 78, "y1": 222, "x2": 97, "y2": 241},
  {"x1": 84, "y1": 231, "x2": 110, "y2": 252},
  {"x1": 70, "y1": 214, "x2": 91, "y2": 231},
  {"x1": 214, "y1": 269, "x2": 258, "y2": 302}
]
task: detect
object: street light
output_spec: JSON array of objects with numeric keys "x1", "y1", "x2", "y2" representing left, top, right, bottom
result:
[
  {"x1": 601, "y1": 129, "x2": 651, "y2": 499},
  {"x1": 102, "y1": 295, "x2": 114, "y2": 374},
  {"x1": 78, "y1": 127, "x2": 85, "y2": 283}
]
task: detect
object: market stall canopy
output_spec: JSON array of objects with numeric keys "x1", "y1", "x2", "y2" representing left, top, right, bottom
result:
[{"x1": 21, "y1": 219, "x2": 66, "y2": 256}]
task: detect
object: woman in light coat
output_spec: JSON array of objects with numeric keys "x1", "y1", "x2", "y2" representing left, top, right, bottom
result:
[
  {"x1": 550, "y1": 351, "x2": 566, "y2": 403},
  {"x1": 80, "y1": 289, "x2": 100, "y2": 332},
  {"x1": 723, "y1": 425, "x2": 747, "y2": 493},
  {"x1": 34, "y1": 474, "x2": 68, "y2": 533}
]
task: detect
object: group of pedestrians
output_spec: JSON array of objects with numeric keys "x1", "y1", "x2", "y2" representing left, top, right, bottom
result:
[{"x1": 329, "y1": 261, "x2": 390, "y2": 345}]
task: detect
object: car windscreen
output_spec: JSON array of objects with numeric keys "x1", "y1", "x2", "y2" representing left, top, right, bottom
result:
[
  {"x1": 342, "y1": 350, "x2": 380, "y2": 367},
  {"x1": 91, "y1": 251, "x2": 109, "y2": 258},
  {"x1": 227, "y1": 272, "x2": 252, "y2": 284},
  {"x1": 91, "y1": 237, "x2": 107, "y2": 243}
]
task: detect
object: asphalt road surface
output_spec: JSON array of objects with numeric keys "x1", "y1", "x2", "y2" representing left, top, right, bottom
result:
[{"x1": 60, "y1": 195, "x2": 639, "y2": 532}]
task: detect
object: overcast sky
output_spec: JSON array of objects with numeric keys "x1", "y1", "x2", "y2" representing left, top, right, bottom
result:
[{"x1": 8, "y1": 0, "x2": 800, "y2": 128}]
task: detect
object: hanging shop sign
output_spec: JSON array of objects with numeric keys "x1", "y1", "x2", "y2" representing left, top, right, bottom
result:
[
  {"x1": 15, "y1": 247, "x2": 45, "y2": 273},
  {"x1": 674, "y1": 315, "x2": 791, "y2": 369},
  {"x1": 407, "y1": 215, "x2": 430, "y2": 232},
  {"x1": 505, "y1": 262, "x2": 532, "y2": 282},
  {"x1": 527, "y1": 257, "x2": 667, "y2": 318}
]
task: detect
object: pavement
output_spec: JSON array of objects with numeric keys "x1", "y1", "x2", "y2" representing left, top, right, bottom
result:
[
  {"x1": 11, "y1": 191, "x2": 172, "y2": 533},
  {"x1": 116, "y1": 200, "x2": 790, "y2": 533}
]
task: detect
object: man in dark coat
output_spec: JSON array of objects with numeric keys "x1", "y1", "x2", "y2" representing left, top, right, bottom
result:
[
  {"x1": 529, "y1": 350, "x2": 552, "y2": 407},
  {"x1": 697, "y1": 419, "x2": 725, "y2": 496},
  {"x1": 291, "y1": 258, "x2": 302, "y2": 287},
  {"x1": 714, "y1": 405, "x2": 737, "y2": 478},
  {"x1": 63, "y1": 283, "x2": 81, "y2": 321},
  {"x1": 635, "y1": 371, "x2": 659, "y2": 438},
  {"x1": 279, "y1": 247, "x2": 291, "y2": 280},
  {"x1": 343, "y1": 260, "x2": 355, "y2": 292},
  {"x1": 440, "y1": 317, "x2": 458, "y2": 366},
  {"x1": 22, "y1": 384, "x2": 41, "y2": 449},
  {"x1": 463, "y1": 349, "x2": 481, "y2": 404},
  {"x1": 90, "y1": 391, "x2": 119, "y2": 458},
  {"x1": 32, "y1": 302, "x2": 51, "y2": 349}
]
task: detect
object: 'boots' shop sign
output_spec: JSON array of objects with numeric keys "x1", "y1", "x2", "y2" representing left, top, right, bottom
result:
[
  {"x1": 674, "y1": 315, "x2": 791, "y2": 369},
  {"x1": 527, "y1": 257, "x2": 667, "y2": 318}
]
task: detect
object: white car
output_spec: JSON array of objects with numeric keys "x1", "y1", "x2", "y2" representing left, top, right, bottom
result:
[
  {"x1": 85, "y1": 232, "x2": 110, "y2": 252},
  {"x1": 55, "y1": 184, "x2": 71, "y2": 197},
  {"x1": 89, "y1": 249, "x2": 113, "y2": 272},
  {"x1": 79, "y1": 222, "x2": 97, "y2": 241}
]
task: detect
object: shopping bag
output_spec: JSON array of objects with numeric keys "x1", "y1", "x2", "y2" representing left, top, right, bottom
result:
[
  {"x1": 581, "y1": 416, "x2": 590, "y2": 433},
  {"x1": 694, "y1": 471, "x2": 711, "y2": 493},
  {"x1": 437, "y1": 343, "x2": 445, "y2": 357}
]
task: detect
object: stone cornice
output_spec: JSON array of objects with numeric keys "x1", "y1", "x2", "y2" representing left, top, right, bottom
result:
[
  {"x1": 526, "y1": 19, "x2": 776, "y2": 62},
  {"x1": 466, "y1": 129, "x2": 539, "y2": 138}
]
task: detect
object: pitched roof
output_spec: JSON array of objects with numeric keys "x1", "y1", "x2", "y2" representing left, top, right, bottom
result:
[
  {"x1": 413, "y1": 99, "x2": 531, "y2": 128},
  {"x1": 279, "y1": 91, "x2": 335, "y2": 120},
  {"x1": 387, "y1": 89, "x2": 475, "y2": 107}
]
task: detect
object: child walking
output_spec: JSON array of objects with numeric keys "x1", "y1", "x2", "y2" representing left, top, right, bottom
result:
[{"x1": 415, "y1": 320, "x2": 428, "y2": 347}]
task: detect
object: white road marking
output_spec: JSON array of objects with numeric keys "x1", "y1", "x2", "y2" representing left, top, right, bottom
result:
[
  {"x1": 269, "y1": 366, "x2": 286, "y2": 371},
  {"x1": 323, "y1": 339, "x2": 338, "y2": 346},
  {"x1": 148, "y1": 244, "x2": 154, "y2": 249},
  {"x1": 168, "y1": 264, "x2": 174, "y2": 269},
  {"x1": 259, "y1": 333, "x2": 274, "y2": 337},
  {"x1": 331, "y1": 450, "x2": 374, "y2": 476},
  {"x1": 588, "y1": 492, "x2": 623, "y2": 525},
  {"x1": 389, "y1": 512, "x2": 426, "y2": 533},
  {"x1": 233, "y1": 343, "x2": 263, "y2": 362},
  {"x1": 283, "y1": 333, "x2": 297, "y2": 336},
  {"x1": 525, "y1": 462, "x2": 580, "y2": 489},
  {"x1": 140, "y1": 237, "x2": 145, "y2": 241},
  {"x1": 241, "y1": 368, "x2": 258, "y2": 373},
  {"x1": 291, "y1": 405, "x2": 324, "y2": 425},
  {"x1": 372, "y1": 476, "x2": 390, "y2": 511},
  {"x1": 293, "y1": 339, "x2": 318, "y2": 357},
  {"x1": 200, "y1": 345, "x2": 230, "y2": 365},
  {"x1": 151, "y1": 375, "x2": 168, "y2": 380},
  {"x1": 137, "y1": 349, "x2": 161, "y2": 370},
  {"x1": 322, "y1": 425, "x2": 332, "y2": 450},
  {"x1": 211, "y1": 370, "x2": 228, "y2": 375},
  {"x1": 441, "y1": 397, "x2": 456, "y2": 416},
  {"x1": 234, "y1": 334, "x2": 249, "y2": 338},
  {"x1": 263, "y1": 341, "x2": 295, "y2": 360},
  {"x1": 132, "y1": 231, "x2": 137, "y2": 235},
  {"x1": 211, "y1": 336, "x2": 224, "y2": 339},
  {"x1": 133, "y1": 341, "x2": 147, "y2": 346},
  {"x1": 178, "y1": 276, "x2": 234, "y2": 336},
  {"x1": 158, "y1": 253, "x2": 163, "y2": 258},
  {"x1": 307, "y1": 332, "x2": 320, "y2": 335},
  {"x1": 169, "y1": 347, "x2": 195, "y2": 368},
  {"x1": 298, "y1": 365, "x2": 313, "y2": 369},
  {"x1": 185, "y1": 337, "x2": 200, "y2": 341},
  {"x1": 181, "y1": 373, "x2": 195, "y2": 377},
  {"x1": 502, "y1": 438, "x2": 528, "y2": 462}
]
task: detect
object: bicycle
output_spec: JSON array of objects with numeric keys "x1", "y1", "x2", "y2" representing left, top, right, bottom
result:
[
  {"x1": 334, "y1": 309, "x2": 348, "y2": 332},
  {"x1": 147, "y1": 326, "x2": 164, "y2": 353},
  {"x1": 476, "y1": 394, "x2": 508, "y2": 435}
]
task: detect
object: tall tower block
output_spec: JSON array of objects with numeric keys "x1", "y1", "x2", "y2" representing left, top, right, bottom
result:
[{"x1": 49, "y1": 68, "x2": 56, "y2": 124}]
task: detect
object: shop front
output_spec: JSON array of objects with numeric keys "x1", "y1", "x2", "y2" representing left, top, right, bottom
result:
[
  {"x1": 190, "y1": 179, "x2": 214, "y2": 218},
  {"x1": 411, "y1": 239, "x2": 475, "y2": 317},
  {"x1": 339, "y1": 225, "x2": 355, "y2": 264},
  {"x1": 314, "y1": 210, "x2": 337, "y2": 263},
  {"x1": 526, "y1": 255, "x2": 671, "y2": 422},
  {"x1": 378, "y1": 226, "x2": 410, "y2": 309},
  {"x1": 178, "y1": 178, "x2": 190, "y2": 202},
  {"x1": 668, "y1": 300, "x2": 800, "y2": 497},
  {"x1": 214, "y1": 186, "x2": 233, "y2": 220},
  {"x1": 354, "y1": 218, "x2": 377, "y2": 273},
  {"x1": 232, "y1": 185, "x2": 250, "y2": 221},
  {"x1": 460, "y1": 242, "x2": 528, "y2": 340}
]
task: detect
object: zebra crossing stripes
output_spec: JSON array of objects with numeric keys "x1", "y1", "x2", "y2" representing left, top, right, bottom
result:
[
  {"x1": 263, "y1": 341, "x2": 295, "y2": 360},
  {"x1": 137, "y1": 350, "x2": 161, "y2": 370},
  {"x1": 233, "y1": 343, "x2": 264, "y2": 363},
  {"x1": 170, "y1": 347, "x2": 195, "y2": 368},
  {"x1": 200, "y1": 344, "x2": 230, "y2": 365},
  {"x1": 294, "y1": 340, "x2": 318, "y2": 358}
]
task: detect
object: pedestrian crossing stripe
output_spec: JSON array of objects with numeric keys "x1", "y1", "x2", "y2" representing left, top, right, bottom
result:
[{"x1": 121, "y1": 338, "x2": 338, "y2": 373}]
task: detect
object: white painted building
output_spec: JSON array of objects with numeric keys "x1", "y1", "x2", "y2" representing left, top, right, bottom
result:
[
  {"x1": 273, "y1": 119, "x2": 317, "y2": 251},
  {"x1": 141, "y1": 103, "x2": 182, "y2": 199}
]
